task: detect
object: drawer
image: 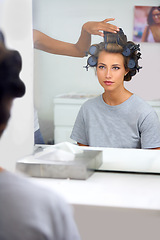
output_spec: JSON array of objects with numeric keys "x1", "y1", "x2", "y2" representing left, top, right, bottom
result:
[
  {"x1": 54, "y1": 126, "x2": 75, "y2": 144},
  {"x1": 53, "y1": 104, "x2": 82, "y2": 126},
  {"x1": 147, "y1": 100, "x2": 160, "y2": 120}
]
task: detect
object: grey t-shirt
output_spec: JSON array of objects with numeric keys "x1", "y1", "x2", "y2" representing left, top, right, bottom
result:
[
  {"x1": 0, "y1": 171, "x2": 80, "y2": 240},
  {"x1": 70, "y1": 94, "x2": 160, "y2": 149}
]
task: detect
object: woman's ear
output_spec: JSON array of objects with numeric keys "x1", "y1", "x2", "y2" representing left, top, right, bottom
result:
[{"x1": 125, "y1": 70, "x2": 129, "y2": 76}]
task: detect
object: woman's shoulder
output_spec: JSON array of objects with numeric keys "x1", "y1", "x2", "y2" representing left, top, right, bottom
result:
[
  {"x1": 82, "y1": 94, "x2": 101, "y2": 107},
  {"x1": 132, "y1": 94, "x2": 154, "y2": 112}
]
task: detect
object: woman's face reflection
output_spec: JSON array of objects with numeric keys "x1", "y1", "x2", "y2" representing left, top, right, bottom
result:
[{"x1": 152, "y1": 9, "x2": 160, "y2": 24}]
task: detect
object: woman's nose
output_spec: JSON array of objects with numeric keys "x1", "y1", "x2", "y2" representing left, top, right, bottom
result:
[{"x1": 105, "y1": 69, "x2": 111, "y2": 78}]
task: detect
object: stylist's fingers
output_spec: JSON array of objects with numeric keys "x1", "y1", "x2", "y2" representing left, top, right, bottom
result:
[
  {"x1": 101, "y1": 18, "x2": 119, "y2": 33},
  {"x1": 83, "y1": 18, "x2": 119, "y2": 37},
  {"x1": 103, "y1": 18, "x2": 115, "y2": 23}
]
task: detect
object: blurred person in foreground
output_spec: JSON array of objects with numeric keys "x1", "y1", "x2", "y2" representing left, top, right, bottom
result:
[{"x1": 0, "y1": 31, "x2": 80, "y2": 240}]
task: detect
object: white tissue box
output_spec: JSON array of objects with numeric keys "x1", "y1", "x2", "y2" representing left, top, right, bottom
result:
[{"x1": 16, "y1": 143, "x2": 102, "y2": 180}]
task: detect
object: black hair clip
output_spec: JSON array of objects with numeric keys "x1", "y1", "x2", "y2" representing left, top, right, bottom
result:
[
  {"x1": 123, "y1": 46, "x2": 132, "y2": 56},
  {"x1": 122, "y1": 43, "x2": 133, "y2": 56},
  {"x1": 132, "y1": 44, "x2": 140, "y2": 52},
  {"x1": 87, "y1": 55, "x2": 97, "y2": 67},
  {"x1": 117, "y1": 28, "x2": 124, "y2": 45},
  {"x1": 136, "y1": 52, "x2": 141, "y2": 60},
  {"x1": 122, "y1": 47, "x2": 131, "y2": 57},
  {"x1": 128, "y1": 59, "x2": 136, "y2": 69},
  {"x1": 128, "y1": 59, "x2": 142, "y2": 72},
  {"x1": 88, "y1": 45, "x2": 98, "y2": 55},
  {"x1": 136, "y1": 66, "x2": 142, "y2": 72},
  {"x1": 83, "y1": 65, "x2": 89, "y2": 71},
  {"x1": 83, "y1": 55, "x2": 98, "y2": 71},
  {"x1": 129, "y1": 65, "x2": 142, "y2": 76},
  {"x1": 122, "y1": 43, "x2": 140, "y2": 57}
]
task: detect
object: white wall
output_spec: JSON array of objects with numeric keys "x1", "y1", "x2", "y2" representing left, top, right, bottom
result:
[
  {"x1": 33, "y1": 0, "x2": 160, "y2": 143},
  {"x1": 0, "y1": 0, "x2": 34, "y2": 171}
]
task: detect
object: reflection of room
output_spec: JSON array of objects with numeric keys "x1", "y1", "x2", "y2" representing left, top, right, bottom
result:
[
  {"x1": 1, "y1": 1, "x2": 160, "y2": 240},
  {"x1": 33, "y1": 0, "x2": 160, "y2": 144}
]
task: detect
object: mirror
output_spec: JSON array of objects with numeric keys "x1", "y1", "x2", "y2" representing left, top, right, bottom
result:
[{"x1": 32, "y1": 0, "x2": 160, "y2": 147}]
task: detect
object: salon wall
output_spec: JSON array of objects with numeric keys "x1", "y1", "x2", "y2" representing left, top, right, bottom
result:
[
  {"x1": 33, "y1": 0, "x2": 160, "y2": 143},
  {"x1": 0, "y1": 0, "x2": 34, "y2": 171}
]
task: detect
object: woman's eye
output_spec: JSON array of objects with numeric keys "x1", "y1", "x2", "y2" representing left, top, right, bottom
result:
[
  {"x1": 113, "y1": 66, "x2": 120, "y2": 70},
  {"x1": 98, "y1": 65, "x2": 105, "y2": 69}
]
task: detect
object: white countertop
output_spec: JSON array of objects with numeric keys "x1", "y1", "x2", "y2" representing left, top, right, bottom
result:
[
  {"x1": 30, "y1": 168, "x2": 160, "y2": 211},
  {"x1": 23, "y1": 144, "x2": 160, "y2": 210},
  {"x1": 27, "y1": 144, "x2": 160, "y2": 240}
]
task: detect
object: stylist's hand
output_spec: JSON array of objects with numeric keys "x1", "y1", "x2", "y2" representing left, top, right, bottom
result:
[{"x1": 83, "y1": 18, "x2": 119, "y2": 37}]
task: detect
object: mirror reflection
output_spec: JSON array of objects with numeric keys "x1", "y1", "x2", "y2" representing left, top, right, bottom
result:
[{"x1": 33, "y1": 0, "x2": 160, "y2": 151}]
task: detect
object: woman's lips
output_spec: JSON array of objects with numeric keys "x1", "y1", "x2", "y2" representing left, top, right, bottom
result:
[{"x1": 104, "y1": 81, "x2": 113, "y2": 86}]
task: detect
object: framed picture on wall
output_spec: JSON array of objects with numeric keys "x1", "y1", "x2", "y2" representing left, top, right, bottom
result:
[{"x1": 133, "y1": 6, "x2": 160, "y2": 43}]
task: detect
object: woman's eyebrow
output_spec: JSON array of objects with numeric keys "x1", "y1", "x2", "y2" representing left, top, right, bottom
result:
[
  {"x1": 112, "y1": 63, "x2": 121, "y2": 66},
  {"x1": 97, "y1": 63, "x2": 122, "y2": 66},
  {"x1": 97, "y1": 62, "x2": 106, "y2": 65}
]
